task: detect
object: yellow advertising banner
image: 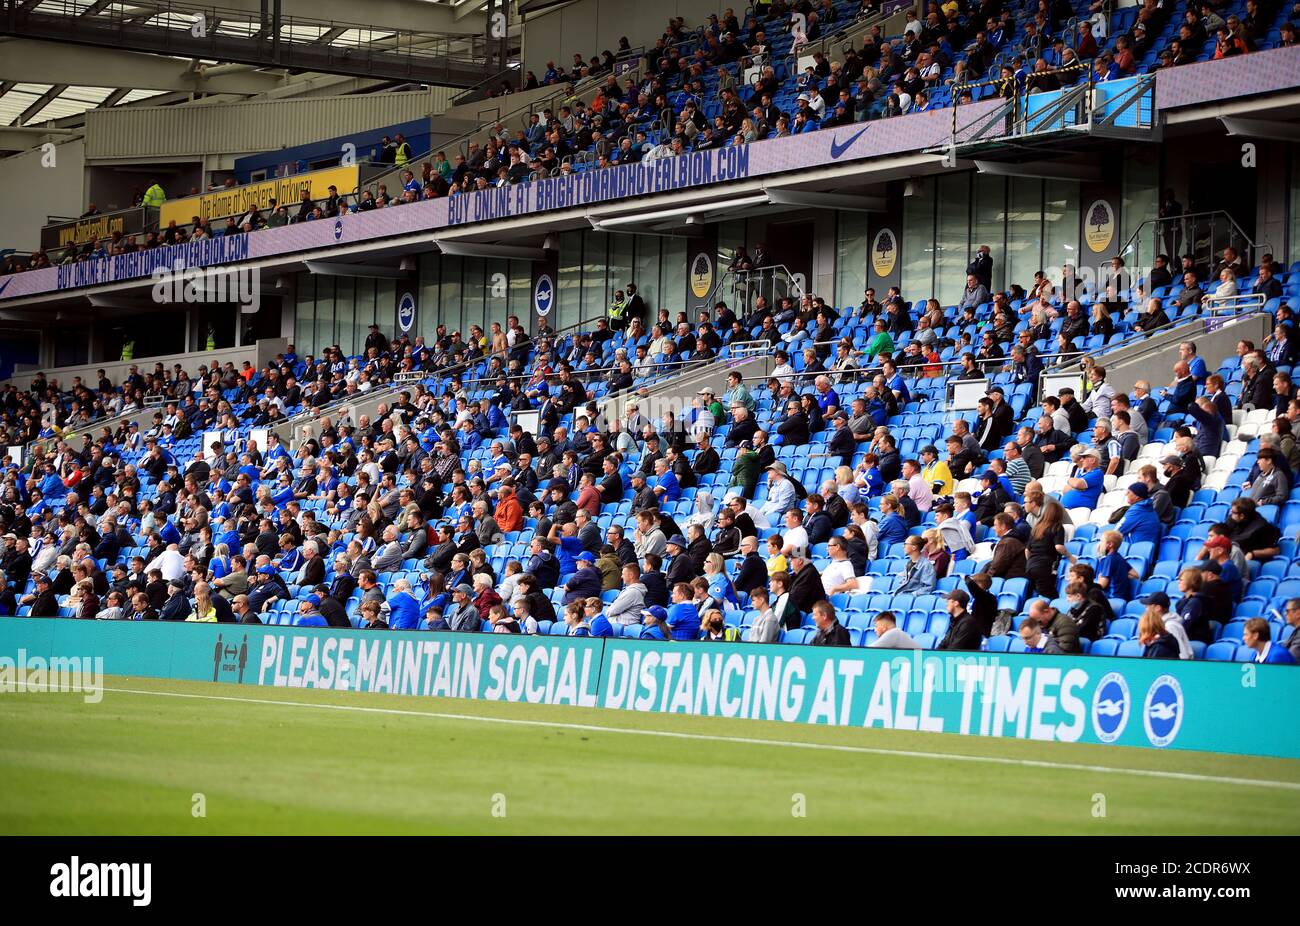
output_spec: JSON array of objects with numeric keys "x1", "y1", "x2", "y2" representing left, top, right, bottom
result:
[{"x1": 158, "y1": 165, "x2": 361, "y2": 227}]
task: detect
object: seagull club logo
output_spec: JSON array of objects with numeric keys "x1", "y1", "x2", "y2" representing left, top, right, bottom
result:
[
  {"x1": 1142, "y1": 674, "x2": 1184, "y2": 748},
  {"x1": 1091, "y1": 671, "x2": 1130, "y2": 744},
  {"x1": 398, "y1": 292, "x2": 416, "y2": 332},
  {"x1": 534, "y1": 273, "x2": 555, "y2": 317}
]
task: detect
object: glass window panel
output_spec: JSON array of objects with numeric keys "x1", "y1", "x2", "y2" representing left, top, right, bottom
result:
[
  {"x1": 376, "y1": 279, "x2": 397, "y2": 344},
  {"x1": 971, "y1": 174, "x2": 1007, "y2": 293},
  {"x1": 1121, "y1": 149, "x2": 1159, "y2": 275},
  {"x1": 508, "y1": 259, "x2": 531, "y2": 320},
  {"x1": 1006, "y1": 179, "x2": 1044, "y2": 298},
  {"x1": 935, "y1": 173, "x2": 972, "y2": 305},
  {"x1": 609, "y1": 236, "x2": 634, "y2": 307},
  {"x1": 438, "y1": 256, "x2": 463, "y2": 337},
  {"x1": 901, "y1": 176, "x2": 936, "y2": 303},
  {"x1": 716, "y1": 218, "x2": 745, "y2": 273},
  {"x1": 314, "y1": 277, "x2": 335, "y2": 352},
  {"x1": 485, "y1": 258, "x2": 510, "y2": 329},
  {"x1": 556, "y1": 231, "x2": 582, "y2": 332},
  {"x1": 581, "y1": 231, "x2": 608, "y2": 324},
  {"x1": 1043, "y1": 181, "x2": 1080, "y2": 285},
  {"x1": 462, "y1": 257, "x2": 486, "y2": 336},
  {"x1": 660, "y1": 237, "x2": 688, "y2": 318},
  {"x1": 295, "y1": 273, "x2": 316, "y2": 356},
  {"x1": 835, "y1": 211, "x2": 869, "y2": 308},
  {"x1": 633, "y1": 237, "x2": 659, "y2": 314},
  {"x1": 333, "y1": 277, "x2": 355, "y2": 355},
  {"x1": 352, "y1": 278, "x2": 376, "y2": 358},
  {"x1": 419, "y1": 255, "x2": 441, "y2": 345}
]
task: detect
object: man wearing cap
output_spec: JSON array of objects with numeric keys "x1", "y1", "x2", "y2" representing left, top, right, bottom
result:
[
  {"x1": 562, "y1": 551, "x2": 603, "y2": 605},
  {"x1": 158, "y1": 579, "x2": 191, "y2": 620},
  {"x1": 244, "y1": 566, "x2": 279, "y2": 614},
  {"x1": 664, "y1": 535, "x2": 695, "y2": 587},
  {"x1": 1117, "y1": 482, "x2": 1163, "y2": 546},
  {"x1": 1060, "y1": 449, "x2": 1104, "y2": 509},
  {"x1": 364, "y1": 323, "x2": 390, "y2": 356},
  {"x1": 640, "y1": 606, "x2": 670, "y2": 641},
  {"x1": 1200, "y1": 533, "x2": 1242, "y2": 605},
  {"x1": 787, "y1": 546, "x2": 825, "y2": 615},
  {"x1": 296, "y1": 596, "x2": 329, "y2": 628},
  {"x1": 444, "y1": 583, "x2": 481, "y2": 632},
  {"x1": 938, "y1": 589, "x2": 982, "y2": 650},
  {"x1": 24, "y1": 572, "x2": 58, "y2": 618},
  {"x1": 759, "y1": 461, "x2": 799, "y2": 521}
]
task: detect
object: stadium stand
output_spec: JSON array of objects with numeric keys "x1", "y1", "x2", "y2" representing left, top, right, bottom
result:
[{"x1": 3, "y1": 237, "x2": 1299, "y2": 665}]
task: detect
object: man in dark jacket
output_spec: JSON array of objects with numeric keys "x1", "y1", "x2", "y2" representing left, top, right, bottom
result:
[
  {"x1": 776, "y1": 400, "x2": 810, "y2": 446},
  {"x1": 691, "y1": 433, "x2": 720, "y2": 476},
  {"x1": 810, "y1": 600, "x2": 851, "y2": 646},
  {"x1": 26, "y1": 572, "x2": 58, "y2": 617},
  {"x1": 311, "y1": 585, "x2": 351, "y2": 628},
  {"x1": 938, "y1": 589, "x2": 982, "y2": 650},
  {"x1": 964, "y1": 574, "x2": 998, "y2": 638},
  {"x1": 732, "y1": 536, "x2": 768, "y2": 595},
  {"x1": 787, "y1": 549, "x2": 825, "y2": 614}
]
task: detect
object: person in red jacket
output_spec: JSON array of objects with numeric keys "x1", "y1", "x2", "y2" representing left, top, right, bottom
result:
[{"x1": 494, "y1": 484, "x2": 523, "y2": 534}]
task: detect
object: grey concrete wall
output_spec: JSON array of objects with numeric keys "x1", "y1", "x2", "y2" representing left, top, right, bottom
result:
[{"x1": 1097, "y1": 311, "x2": 1272, "y2": 396}]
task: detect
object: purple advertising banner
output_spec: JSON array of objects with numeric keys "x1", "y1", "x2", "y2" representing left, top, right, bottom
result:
[{"x1": 1, "y1": 102, "x2": 997, "y2": 303}]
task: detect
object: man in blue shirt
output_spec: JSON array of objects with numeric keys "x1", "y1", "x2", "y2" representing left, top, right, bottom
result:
[
  {"x1": 387, "y1": 579, "x2": 422, "y2": 630},
  {"x1": 814, "y1": 376, "x2": 841, "y2": 416},
  {"x1": 652, "y1": 458, "x2": 681, "y2": 503},
  {"x1": 1179, "y1": 341, "x2": 1208, "y2": 383},
  {"x1": 666, "y1": 582, "x2": 701, "y2": 641},
  {"x1": 1094, "y1": 530, "x2": 1135, "y2": 601},
  {"x1": 1117, "y1": 482, "x2": 1163, "y2": 546},
  {"x1": 1061, "y1": 449, "x2": 1104, "y2": 508},
  {"x1": 1242, "y1": 618, "x2": 1297, "y2": 664},
  {"x1": 295, "y1": 596, "x2": 329, "y2": 627}
]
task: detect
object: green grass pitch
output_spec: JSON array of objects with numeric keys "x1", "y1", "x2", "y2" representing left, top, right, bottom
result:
[{"x1": 2, "y1": 675, "x2": 1298, "y2": 835}]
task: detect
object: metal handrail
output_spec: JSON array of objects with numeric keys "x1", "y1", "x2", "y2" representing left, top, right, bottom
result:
[
  {"x1": 6, "y1": 0, "x2": 507, "y2": 68},
  {"x1": 1117, "y1": 210, "x2": 1264, "y2": 274}
]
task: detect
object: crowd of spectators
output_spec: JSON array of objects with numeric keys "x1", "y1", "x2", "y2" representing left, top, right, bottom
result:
[{"x1": 1, "y1": 234, "x2": 1297, "y2": 663}]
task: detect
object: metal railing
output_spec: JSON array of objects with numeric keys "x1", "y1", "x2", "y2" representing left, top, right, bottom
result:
[
  {"x1": 1119, "y1": 211, "x2": 1267, "y2": 282},
  {"x1": 948, "y1": 66, "x2": 1155, "y2": 145},
  {"x1": 708, "y1": 263, "x2": 804, "y2": 313},
  {"x1": 3, "y1": 0, "x2": 511, "y2": 86}
]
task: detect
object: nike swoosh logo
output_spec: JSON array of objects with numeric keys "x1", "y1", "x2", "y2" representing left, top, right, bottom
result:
[
  {"x1": 0, "y1": 278, "x2": 11, "y2": 297},
  {"x1": 829, "y1": 125, "x2": 869, "y2": 159}
]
